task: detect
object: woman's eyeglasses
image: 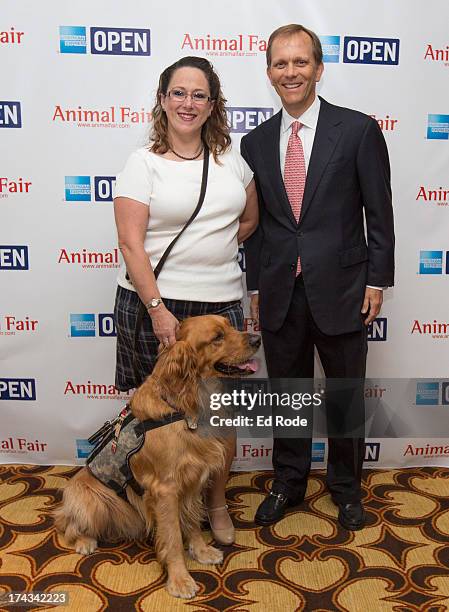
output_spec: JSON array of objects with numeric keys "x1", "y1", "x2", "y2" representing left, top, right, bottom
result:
[{"x1": 166, "y1": 89, "x2": 212, "y2": 105}]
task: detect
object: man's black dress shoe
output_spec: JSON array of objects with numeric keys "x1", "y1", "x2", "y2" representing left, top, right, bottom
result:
[
  {"x1": 337, "y1": 502, "x2": 365, "y2": 531},
  {"x1": 255, "y1": 491, "x2": 296, "y2": 526}
]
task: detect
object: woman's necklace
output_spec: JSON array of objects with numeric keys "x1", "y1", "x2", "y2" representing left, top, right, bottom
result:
[{"x1": 170, "y1": 145, "x2": 203, "y2": 160}]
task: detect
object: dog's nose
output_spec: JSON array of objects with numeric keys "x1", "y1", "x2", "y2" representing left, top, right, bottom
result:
[{"x1": 248, "y1": 334, "x2": 261, "y2": 348}]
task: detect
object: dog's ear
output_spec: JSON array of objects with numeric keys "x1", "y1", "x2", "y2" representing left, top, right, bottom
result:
[{"x1": 156, "y1": 340, "x2": 199, "y2": 400}]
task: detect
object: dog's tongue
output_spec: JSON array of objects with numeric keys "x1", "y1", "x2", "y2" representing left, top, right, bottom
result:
[{"x1": 236, "y1": 358, "x2": 258, "y2": 373}]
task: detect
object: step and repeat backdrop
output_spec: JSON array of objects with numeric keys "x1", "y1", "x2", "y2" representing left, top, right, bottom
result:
[{"x1": 1, "y1": 1, "x2": 448, "y2": 470}]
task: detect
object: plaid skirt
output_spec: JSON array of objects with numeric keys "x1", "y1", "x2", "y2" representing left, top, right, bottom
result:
[{"x1": 114, "y1": 285, "x2": 244, "y2": 391}]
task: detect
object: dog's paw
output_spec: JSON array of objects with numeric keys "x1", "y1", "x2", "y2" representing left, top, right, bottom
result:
[
  {"x1": 189, "y1": 543, "x2": 224, "y2": 565},
  {"x1": 75, "y1": 536, "x2": 97, "y2": 555},
  {"x1": 166, "y1": 573, "x2": 199, "y2": 599}
]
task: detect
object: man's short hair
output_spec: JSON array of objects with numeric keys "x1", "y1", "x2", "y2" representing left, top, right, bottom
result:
[{"x1": 266, "y1": 24, "x2": 323, "y2": 67}]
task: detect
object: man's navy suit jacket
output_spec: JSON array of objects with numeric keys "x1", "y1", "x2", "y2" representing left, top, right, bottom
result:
[{"x1": 241, "y1": 97, "x2": 395, "y2": 335}]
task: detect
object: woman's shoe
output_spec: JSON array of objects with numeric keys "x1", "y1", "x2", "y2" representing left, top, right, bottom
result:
[{"x1": 207, "y1": 504, "x2": 235, "y2": 545}]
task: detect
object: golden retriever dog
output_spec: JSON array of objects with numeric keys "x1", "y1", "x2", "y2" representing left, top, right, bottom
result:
[{"x1": 54, "y1": 314, "x2": 260, "y2": 599}]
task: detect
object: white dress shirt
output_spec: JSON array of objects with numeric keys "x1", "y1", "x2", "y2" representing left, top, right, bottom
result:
[{"x1": 280, "y1": 96, "x2": 321, "y2": 177}]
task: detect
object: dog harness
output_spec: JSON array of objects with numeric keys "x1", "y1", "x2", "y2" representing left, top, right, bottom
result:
[{"x1": 86, "y1": 405, "x2": 186, "y2": 501}]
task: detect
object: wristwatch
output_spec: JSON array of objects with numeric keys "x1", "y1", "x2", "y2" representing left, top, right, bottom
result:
[{"x1": 145, "y1": 298, "x2": 163, "y2": 310}]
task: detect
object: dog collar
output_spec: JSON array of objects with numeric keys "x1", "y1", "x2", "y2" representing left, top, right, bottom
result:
[{"x1": 160, "y1": 394, "x2": 198, "y2": 430}]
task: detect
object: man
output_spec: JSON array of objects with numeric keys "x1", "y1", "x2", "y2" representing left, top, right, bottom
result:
[{"x1": 241, "y1": 24, "x2": 394, "y2": 530}]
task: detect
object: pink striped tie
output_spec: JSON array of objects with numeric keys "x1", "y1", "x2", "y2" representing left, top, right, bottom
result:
[{"x1": 284, "y1": 121, "x2": 306, "y2": 275}]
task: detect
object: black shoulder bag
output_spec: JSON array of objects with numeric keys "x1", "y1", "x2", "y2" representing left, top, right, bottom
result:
[{"x1": 130, "y1": 145, "x2": 210, "y2": 387}]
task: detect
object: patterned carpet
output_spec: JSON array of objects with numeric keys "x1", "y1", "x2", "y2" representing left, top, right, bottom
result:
[{"x1": 1, "y1": 465, "x2": 449, "y2": 611}]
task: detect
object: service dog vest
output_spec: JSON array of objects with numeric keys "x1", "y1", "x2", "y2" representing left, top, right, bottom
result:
[{"x1": 86, "y1": 406, "x2": 185, "y2": 501}]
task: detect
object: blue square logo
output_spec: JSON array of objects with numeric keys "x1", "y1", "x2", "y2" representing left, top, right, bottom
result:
[
  {"x1": 0, "y1": 245, "x2": 29, "y2": 270},
  {"x1": 226, "y1": 107, "x2": 274, "y2": 133},
  {"x1": 0, "y1": 378, "x2": 36, "y2": 401},
  {"x1": 98, "y1": 313, "x2": 116, "y2": 337},
  {"x1": 237, "y1": 246, "x2": 246, "y2": 272},
  {"x1": 0, "y1": 101, "x2": 22, "y2": 128},
  {"x1": 94, "y1": 176, "x2": 115, "y2": 202},
  {"x1": 343, "y1": 37, "x2": 400, "y2": 65},
  {"x1": 312, "y1": 442, "x2": 325, "y2": 462},
  {"x1": 442, "y1": 382, "x2": 449, "y2": 405},
  {"x1": 320, "y1": 36, "x2": 340, "y2": 63},
  {"x1": 70, "y1": 314, "x2": 95, "y2": 337},
  {"x1": 65, "y1": 176, "x2": 91, "y2": 202},
  {"x1": 419, "y1": 250, "x2": 443, "y2": 274},
  {"x1": 76, "y1": 439, "x2": 94, "y2": 458},
  {"x1": 365, "y1": 442, "x2": 380, "y2": 462},
  {"x1": 367, "y1": 317, "x2": 388, "y2": 341},
  {"x1": 416, "y1": 382, "x2": 439, "y2": 405},
  {"x1": 60, "y1": 26, "x2": 87, "y2": 54},
  {"x1": 427, "y1": 114, "x2": 449, "y2": 140},
  {"x1": 90, "y1": 27, "x2": 151, "y2": 56}
]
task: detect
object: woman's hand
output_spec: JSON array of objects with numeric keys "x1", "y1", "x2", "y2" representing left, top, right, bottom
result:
[{"x1": 148, "y1": 305, "x2": 179, "y2": 346}]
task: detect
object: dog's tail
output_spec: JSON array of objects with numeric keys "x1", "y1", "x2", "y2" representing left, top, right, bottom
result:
[
  {"x1": 53, "y1": 468, "x2": 146, "y2": 545},
  {"x1": 53, "y1": 503, "x2": 69, "y2": 535}
]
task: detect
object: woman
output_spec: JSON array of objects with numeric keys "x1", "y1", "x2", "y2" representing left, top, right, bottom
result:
[{"x1": 113, "y1": 56, "x2": 258, "y2": 545}]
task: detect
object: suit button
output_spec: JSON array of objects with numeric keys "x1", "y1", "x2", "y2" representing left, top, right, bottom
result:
[
  {"x1": 298, "y1": 231, "x2": 303, "y2": 237},
  {"x1": 290, "y1": 264, "x2": 296, "y2": 270}
]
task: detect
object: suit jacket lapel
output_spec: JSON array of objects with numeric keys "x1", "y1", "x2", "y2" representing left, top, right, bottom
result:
[
  {"x1": 300, "y1": 98, "x2": 342, "y2": 223},
  {"x1": 260, "y1": 111, "x2": 298, "y2": 228}
]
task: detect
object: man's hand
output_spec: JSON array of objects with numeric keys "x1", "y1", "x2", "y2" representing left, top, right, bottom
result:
[
  {"x1": 361, "y1": 287, "x2": 383, "y2": 326},
  {"x1": 250, "y1": 293, "x2": 259, "y2": 324}
]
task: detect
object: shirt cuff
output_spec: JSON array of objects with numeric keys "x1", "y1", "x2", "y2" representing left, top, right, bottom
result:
[{"x1": 366, "y1": 285, "x2": 386, "y2": 290}]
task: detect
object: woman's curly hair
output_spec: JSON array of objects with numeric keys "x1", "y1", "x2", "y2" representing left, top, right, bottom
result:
[{"x1": 150, "y1": 56, "x2": 231, "y2": 162}]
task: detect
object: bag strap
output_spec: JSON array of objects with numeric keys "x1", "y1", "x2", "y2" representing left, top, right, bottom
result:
[
  {"x1": 131, "y1": 145, "x2": 210, "y2": 387},
  {"x1": 153, "y1": 145, "x2": 209, "y2": 280}
]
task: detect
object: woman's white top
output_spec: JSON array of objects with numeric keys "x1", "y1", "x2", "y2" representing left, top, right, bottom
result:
[{"x1": 114, "y1": 146, "x2": 253, "y2": 302}]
